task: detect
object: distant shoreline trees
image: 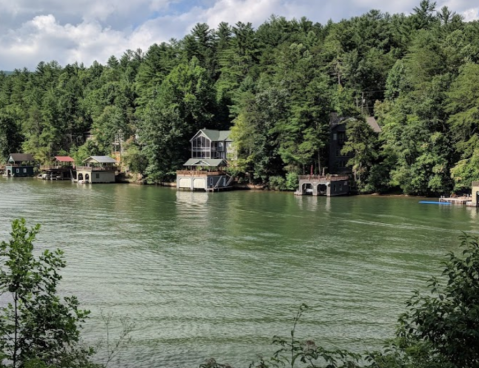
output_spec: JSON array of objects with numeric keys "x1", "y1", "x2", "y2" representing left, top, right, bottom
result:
[{"x1": 1, "y1": 1, "x2": 479, "y2": 195}]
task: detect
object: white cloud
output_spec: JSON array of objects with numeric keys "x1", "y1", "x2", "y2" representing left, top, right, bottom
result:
[
  {"x1": 0, "y1": 15, "x2": 134, "y2": 69},
  {"x1": 462, "y1": 7, "x2": 479, "y2": 21}
]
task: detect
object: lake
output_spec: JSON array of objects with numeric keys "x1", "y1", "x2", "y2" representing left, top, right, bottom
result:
[{"x1": 0, "y1": 178, "x2": 477, "y2": 367}]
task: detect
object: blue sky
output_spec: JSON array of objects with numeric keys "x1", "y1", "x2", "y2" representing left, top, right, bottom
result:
[{"x1": 0, "y1": 0, "x2": 478, "y2": 70}]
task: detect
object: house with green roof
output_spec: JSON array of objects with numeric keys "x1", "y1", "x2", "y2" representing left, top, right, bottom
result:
[
  {"x1": 177, "y1": 129, "x2": 234, "y2": 191},
  {"x1": 190, "y1": 129, "x2": 233, "y2": 160}
]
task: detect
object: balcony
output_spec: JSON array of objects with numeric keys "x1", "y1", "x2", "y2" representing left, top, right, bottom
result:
[
  {"x1": 299, "y1": 175, "x2": 349, "y2": 181},
  {"x1": 76, "y1": 166, "x2": 116, "y2": 172},
  {"x1": 177, "y1": 170, "x2": 225, "y2": 176}
]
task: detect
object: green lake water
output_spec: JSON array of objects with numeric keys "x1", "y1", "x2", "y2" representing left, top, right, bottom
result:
[{"x1": 0, "y1": 178, "x2": 478, "y2": 367}]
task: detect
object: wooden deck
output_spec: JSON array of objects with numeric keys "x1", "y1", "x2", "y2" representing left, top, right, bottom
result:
[
  {"x1": 298, "y1": 175, "x2": 349, "y2": 182},
  {"x1": 176, "y1": 170, "x2": 225, "y2": 176},
  {"x1": 439, "y1": 196, "x2": 472, "y2": 205}
]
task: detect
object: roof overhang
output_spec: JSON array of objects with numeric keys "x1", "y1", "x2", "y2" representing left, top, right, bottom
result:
[{"x1": 183, "y1": 158, "x2": 226, "y2": 167}]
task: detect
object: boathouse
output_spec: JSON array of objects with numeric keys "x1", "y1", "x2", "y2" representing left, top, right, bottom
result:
[
  {"x1": 4, "y1": 153, "x2": 35, "y2": 177},
  {"x1": 176, "y1": 129, "x2": 234, "y2": 191},
  {"x1": 76, "y1": 156, "x2": 117, "y2": 183},
  {"x1": 471, "y1": 181, "x2": 479, "y2": 207},
  {"x1": 40, "y1": 156, "x2": 75, "y2": 180},
  {"x1": 295, "y1": 175, "x2": 349, "y2": 197}
]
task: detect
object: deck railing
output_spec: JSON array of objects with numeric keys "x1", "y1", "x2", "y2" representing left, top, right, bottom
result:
[
  {"x1": 5, "y1": 164, "x2": 35, "y2": 167},
  {"x1": 299, "y1": 175, "x2": 349, "y2": 181},
  {"x1": 40, "y1": 165, "x2": 74, "y2": 170},
  {"x1": 76, "y1": 166, "x2": 116, "y2": 171},
  {"x1": 176, "y1": 170, "x2": 225, "y2": 176}
]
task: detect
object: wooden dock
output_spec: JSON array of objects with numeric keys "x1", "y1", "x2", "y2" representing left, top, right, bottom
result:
[{"x1": 439, "y1": 196, "x2": 472, "y2": 205}]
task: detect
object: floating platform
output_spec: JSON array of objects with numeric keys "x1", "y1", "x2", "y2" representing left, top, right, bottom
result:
[
  {"x1": 438, "y1": 197, "x2": 472, "y2": 205},
  {"x1": 419, "y1": 201, "x2": 451, "y2": 205}
]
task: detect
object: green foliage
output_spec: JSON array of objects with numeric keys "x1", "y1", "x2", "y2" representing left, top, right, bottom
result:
[
  {"x1": 342, "y1": 118, "x2": 378, "y2": 191},
  {"x1": 123, "y1": 143, "x2": 148, "y2": 174},
  {"x1": 450, "y1": 149, "x2": 479, "y2": 192},
  {"x1": 0, "y1": 219, "x2": 100, "y2": 368},
  {"x1": 285, "y1": 172, "x2": 299, "y2": 191},
  {"x1": 2, "y1": 1, "x2": 479, "y2": 192},
  {"x1": 397, "y1": 234, "x2": 479, "y2": 368},
  {"x1": 138, "y1": 58, "x2": 216, "y2": 182}
]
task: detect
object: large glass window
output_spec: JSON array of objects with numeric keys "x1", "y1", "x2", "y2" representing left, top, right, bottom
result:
[{"x1": 192, "y1": 136, "x2": 211, "y2": 158}]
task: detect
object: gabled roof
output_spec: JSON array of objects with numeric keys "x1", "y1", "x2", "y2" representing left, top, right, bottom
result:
[
  {"x1": 330, "y1": 113, "x2": 382, "y2": 133},
  {"x1": 83, "y1": 156, "x2": 117, "y2": 164},
  {"x1": 54, "y1": 156, "x2": 75, "y2": 162},
  {"x1": 191, "y1": 129, "x2": 232, "y2": 142},
  {"x1": 8, "y1": 153, "x2": 34, "y2": 162},
  {"x1": 183, "y1": 158, "x2": 226, "y2": 167},
  {"x1": 366, "y1": 116, "x2": 382, "y2": 133}
]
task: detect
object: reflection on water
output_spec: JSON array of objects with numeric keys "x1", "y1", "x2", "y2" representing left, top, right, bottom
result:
[{"x1": 0, "y1": 179, "x2": 477, "y2": 367}]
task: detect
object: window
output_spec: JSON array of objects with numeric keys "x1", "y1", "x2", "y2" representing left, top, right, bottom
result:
[
  {"x1": 333, "y1": 133, "x2": 337, "y2": 141},
  {"x1": 16, "y1": 169, "x2": 19, "y2": 173},
  {"x1": 96, "y1": 173, "x2": 100, "y2": 179},
  {"x1": 192, "y1": 135, "x2": 211, "y2": 158},
  {"x1": 338, "y1": 132, "x2": 346, "y2": 144},
  {"x1": 23, "y1": 168, "x2": 27, "y2": 173}
]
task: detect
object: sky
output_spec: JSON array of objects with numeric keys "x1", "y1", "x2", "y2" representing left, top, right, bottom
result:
[{"x1": 0, "y1": 0, "x2": 478, "y2": 71}]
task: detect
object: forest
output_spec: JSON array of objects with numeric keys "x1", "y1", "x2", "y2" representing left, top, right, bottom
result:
[{"x1": 1, "y1": 0, "x2": 479, "y2": 196}]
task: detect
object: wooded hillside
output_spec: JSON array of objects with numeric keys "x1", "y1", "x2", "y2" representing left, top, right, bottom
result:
[{"x1": 1, "y1": 0, "x2": 478, "y2": 195}]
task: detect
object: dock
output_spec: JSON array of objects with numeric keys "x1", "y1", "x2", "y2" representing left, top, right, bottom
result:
[
  {"x1": 439, "y1": 196, "x2": 474, "y2": 206},
  {"x1": 295, "y1": 175, "x2": 349, "y2": 197}
]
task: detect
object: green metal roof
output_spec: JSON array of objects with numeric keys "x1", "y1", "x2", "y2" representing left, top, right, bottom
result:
[
  {"x1": 195, "y1": 129, "x2": 232, "y2": 142},
  {"x1": 83, "y1": 156, "x2": 117, "y2": 164},
  {"x1": 183, "y1": 158, "x2": 226, "y2": 167}
]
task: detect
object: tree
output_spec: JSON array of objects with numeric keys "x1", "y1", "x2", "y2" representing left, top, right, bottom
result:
[
  {"x1": 341, "y1": 118, "x2": 378, "y2": 190},
  {"x1": 0, "y1": 219, "x2": 100, "y2": 368},
  {"x1": 139, "y1": 57, "x2": 216, "y2": 182},
  {"x1": 0, "y1": 110, "x2": 23, "y2": 161},
  {"x1": 371, "y1": 234, "x2": 479, "y2": 368},
  {"x1": 231, "y1": 85, "x2": 287, "y2": 183}
]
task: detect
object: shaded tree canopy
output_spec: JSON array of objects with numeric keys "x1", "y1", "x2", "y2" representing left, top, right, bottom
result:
[{"x1": 1, "y1": 2, "x2": 479, "y2": 193}]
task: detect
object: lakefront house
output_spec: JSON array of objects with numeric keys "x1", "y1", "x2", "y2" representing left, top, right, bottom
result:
[
  {"x1": 296, "y1": 114, "x2": 381, "y2": 197},
  {"x1": 76, "y1": 156, "x2": 117, "y2": 183},
  {"x1": 176, "y1": 129, "x2": 234, "y2": 191},
  {"x1": 4, "y1": 153, "x2": 35, "y2": 177}
]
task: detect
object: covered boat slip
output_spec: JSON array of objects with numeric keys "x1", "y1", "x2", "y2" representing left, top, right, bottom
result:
[
  {"x1": 177, "y1": 158, "x2": 233, "y2": 192},
  {"x1": 75, "y1": 156, "x2": 117, "y2": 184},
  {"x1": 295, "y1": 175, "x2": 350, "y2": 197},
  {"x1": 40, "y1": 156, "x2": 75, "y2": 180}
]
